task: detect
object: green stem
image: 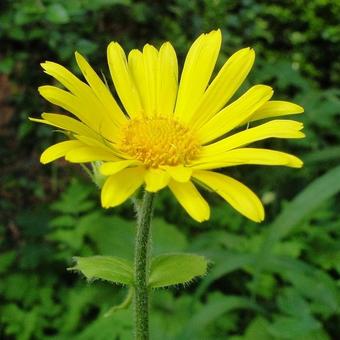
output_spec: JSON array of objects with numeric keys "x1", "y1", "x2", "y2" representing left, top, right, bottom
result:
[{"x1": 134, "y1": 191, "x2": 155, "y2": 340}]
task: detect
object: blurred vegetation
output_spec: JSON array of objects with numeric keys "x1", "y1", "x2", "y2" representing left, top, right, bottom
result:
[{"x1": 1, "y1": 0, "x2": 340, "y2": 339}]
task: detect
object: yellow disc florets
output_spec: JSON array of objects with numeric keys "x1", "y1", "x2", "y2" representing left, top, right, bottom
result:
[{"x1": 119, "y1": 118, "x2": 200, "y2": 168}]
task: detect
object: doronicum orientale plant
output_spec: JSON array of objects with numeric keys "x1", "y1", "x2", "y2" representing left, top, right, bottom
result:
[{"x1": 31, "y1": 29, "x2": 304, "y2": 340}]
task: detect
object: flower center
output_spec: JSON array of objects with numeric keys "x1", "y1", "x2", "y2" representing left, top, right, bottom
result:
[{"x1": 119, "y1": 118, "x2": 200, "y2": 168}]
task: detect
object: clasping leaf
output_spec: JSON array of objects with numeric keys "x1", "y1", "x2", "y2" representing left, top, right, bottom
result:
[
  {"x1": 149, "y1": 253, "x2": 208, "y2": 288},
  {"x1": 69, "y1": 256, "x2": 134, "y2": 286}
]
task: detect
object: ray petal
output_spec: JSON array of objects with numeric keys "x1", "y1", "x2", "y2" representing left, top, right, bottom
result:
[
  {"x1": 101, "y1": 167, "x2": 145, "y2": 208},
  {"x1": 38, "y1": 86, "x2": 119, "y2": 139},
  {"x1": 249, "y1": 101, "x2": 304, "y2": 122},
  {"x1": 174, "y1": 30, "x2": 222, "y2": 124},
  {"x1": 156, "y1": 42, "x2": 178, "y2": 117},
  {"x1": 41, "y1": 62, "x2": 121, "y2": 134},
  {"x1": 38, "y1": 86, "x2": 93, "y2": 125},
  {"x1": 197, "y1": 85, "x2": 273, "y2": 144},
  {"x1": 100, "y1": 160, "x2": 139, "y2": 176},
  {"x1": 168, "y1": 180, "x2": 210, "y2": 222},
  {"x1": 41, "y1": 61, "x2": 90, "y2": 95},
  {"x1": 30, "y1": 113, "x2": 97, "y2": 138},
  {"x1": 65, "y1": 146, "x2": 118, "y2": 163},
  {"x1": 193, "y1": 170, "x2": 264, "y2": 222},
  {"x1": 202, "y1": 120, "x2": 305, "y2": 156},
  {"x1": 191, "y1": 47, "x2": 255, "y2": 127},
  {"x1": 145, "y1": 169, "x2": 170, "y2": 192},
  {"x1": 165, "y1": 165, "x2": 192, "y2": 182},
  {"x1": 75, "y1": 52, "x2": 127, "y2": 126},
  {"x1": 191, "y1": 148, "x2": 303, "y2": 169},
  {"x1": 107, "y1": 42, "x2": 143, "y2": 118},
  {"x1": 40, "y1": 140, "x2": 84, "y2": 164},
  {"x1": 128, "y1": 45, "x2": 158, "y2": 117}
]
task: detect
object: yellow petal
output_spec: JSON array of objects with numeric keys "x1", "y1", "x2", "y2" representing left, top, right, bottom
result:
[
  {"x1": 107, "y1": 42, "x2": 142, "y2": 118},
  {"x1": 75, "y1": 52, "x2": 127, "y2": 126},
  {"x1": 197, "y1": 85, "x2": 273, "y2": 144},
  {"x1": 101, "y1": 167, "x2": 145, "y2": 208},
  {"x1": 202, "y1": 120, "x2": 305, "y2": 156},
  {"x1": 41, "y1": 62, "x2": 120, "y2": 136},
  {"x1": 145, "y1": 169, "x2": 170, "y2": 192},
  {"x1": 191, "y1": 148, "x2": 303, "y2": 169},
  {"x1": 128, "y1": 45, "x2": 158, "y2": 117},
  {"x1": 141, "y1": 44, "x2": 158, "y2": 116},
  {"x1": 128, "y1": 49, "x2": 146, "y2": 110},
  {"x1": 74, "y1": 134, "x2": 110, "y2": 149},
  {"x1": 39, "y1": 86, "x2": 88, "y2": 122},
  {"x1": 40, "y1": 140, "x2": 83, "y2": 164},
  {"x1": 165, "y1": 165, "x2": 192, "y2": 182},
  {"x1": 193, "y1": 170, "x2": 264, "y2": 222},
  {"x1": 38, "y1": 86, "x2": 119, "y2": 139},
  {"x1": 156, "y1": 42, "x2": 178, "y2": 116},
  {"x1": 168, "y1": 180, "x2": 210, "y2": 222},
  {"x1": 250, "y1": 101, "x2": 304, "y2": 122},
  {"x1": 32, "y1": 113, "x2": 97, "y2": 138},
  {"x1": 100, "y1": 160, "x2": 139, "y2": 176},
  {"x1": 191, "y1": 47, "x2": 255, "y2": 127},
  {"x1": 74, "y1": 134, "x2": 124, "y2": 158},
  {"x1": 65, "y1": 146, "x2": 118, "y2": 163},
  {"x1": 41, "y1": 61, "x2": 89, "y2": 95},
  {"x1": 174, "y1": 30, "x2": 222, "y2": 123}
]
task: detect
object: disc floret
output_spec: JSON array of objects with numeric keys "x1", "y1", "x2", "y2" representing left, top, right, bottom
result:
[{"x1": 119, "y1": 118, "x2": 200, "y2": 168}]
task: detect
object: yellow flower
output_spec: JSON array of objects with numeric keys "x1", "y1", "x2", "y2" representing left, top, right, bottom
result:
[{"x1": 31, "y1": 29, "x2": 304, "y2": 223}]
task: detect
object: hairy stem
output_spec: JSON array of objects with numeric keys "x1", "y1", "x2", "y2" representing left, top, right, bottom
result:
[{"x1": 134, "y1": 191, "x2": 155, "y2": 340}]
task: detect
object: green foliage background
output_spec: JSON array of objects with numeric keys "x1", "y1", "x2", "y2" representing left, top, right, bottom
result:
[{"x1": 1, "y1": 0, "x2": 340, "y2": 339}]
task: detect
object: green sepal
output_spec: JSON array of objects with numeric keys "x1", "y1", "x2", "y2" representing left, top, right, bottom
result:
[
  {"x1": 148, "y1": 253, "x2": 208, "y2": 288},
  {"x1": 68, "y1": 255, "x2": 134, "y2": 286}
]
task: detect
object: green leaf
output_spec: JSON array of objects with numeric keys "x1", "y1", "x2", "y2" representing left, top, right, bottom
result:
[
  {"x1": 85, "y1": 216, "x2": 187, "y2": 261},
  {"x1": 264, "y1": 256, "x2": 339, "y2": 314},
  {"x1": 304, "y1": 146, "x2": 340, "y2": 164},
  {"x1": 196, "y1": 252, "x2": 255, "y2": 297},
  {"x1": 81, "y1": 0, "x2": 131, "y2": 11},
  {"x1": 0, "y1": 251, "x2": 16, "y2": 274},
  {"x1": 268, "y1": 315, "x2": 321, "y2": 339},
  {"x1": 85, "y1": 214, "x2": 135, "y2": 260},
  {"x1": 51, "y1": 178, "x2": 94, "y2": 214},
  {"x1": 277, "y1": 288, "x2": 311, "y2": 318},
  {"x1": 0, "y1": 56, "x2": 14, "y2": 74},
  {"x1": 149, "y1": 253, "x2": 208, "y2": 288},
  {"x1": 259, "y1": 165, "x2": 340, "y2": 259},
  {"x1": 59, "y1": 285, "x2": 99, "y2": 333},
  {"x1": 178, "y1": 294, "x2": 261, "y2": 339},
  {"x1": 241, "y1": 317, "x2": 273, "y2": 340},
  {"x1": 152, "y1": 218, "x2": 188, "y2": 255},
  {"x1": 45, "y1": 4, "x2": 70, "y2": 24},
  {"x1": 69, "y1": 256, "x2": 134, "y2": 286},
  {"x1": 298, "y1": 329, "x2": 332, "y2": 340},
  {"x1": 75, "y1": 309, "x2": 133, "y2": 340}
]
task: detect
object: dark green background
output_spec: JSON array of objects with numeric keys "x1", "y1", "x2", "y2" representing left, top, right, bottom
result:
[{"x1": 1, "y1": 0, "x2": 340, "y2": 339}]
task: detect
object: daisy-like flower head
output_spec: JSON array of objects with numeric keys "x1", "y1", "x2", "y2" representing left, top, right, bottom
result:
[{"x1": 31, "y1": 29, "x2": 304, "y2": 223}]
